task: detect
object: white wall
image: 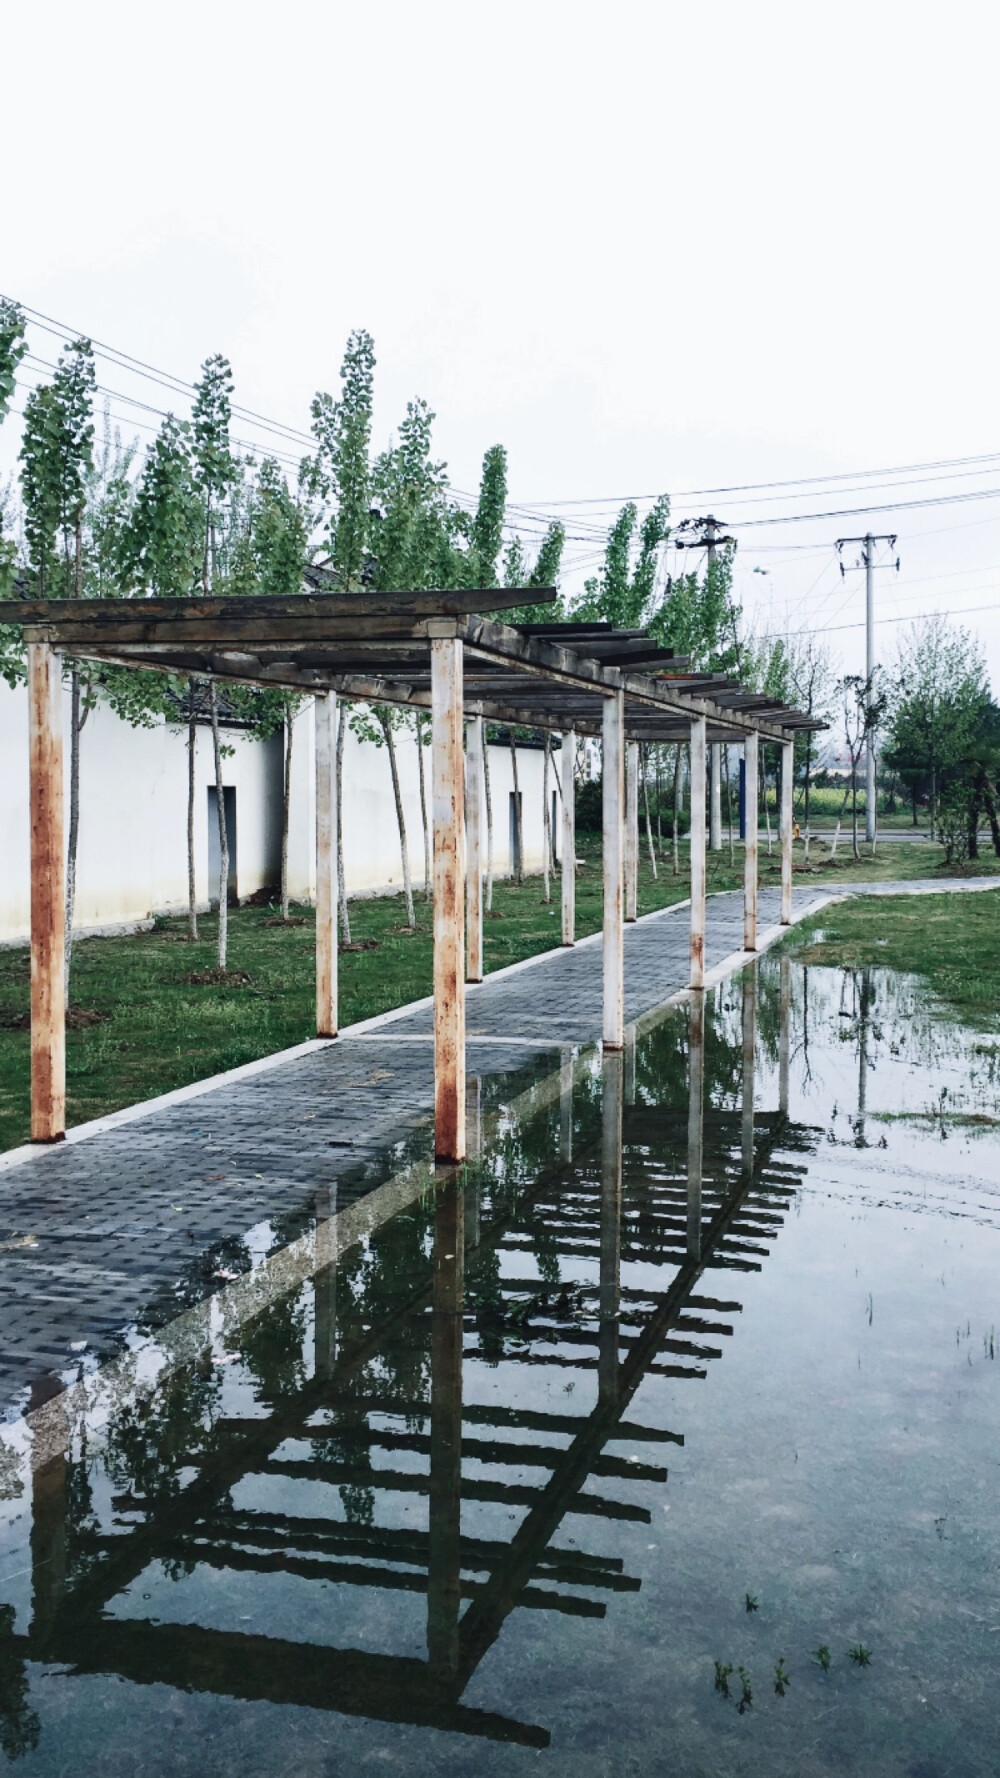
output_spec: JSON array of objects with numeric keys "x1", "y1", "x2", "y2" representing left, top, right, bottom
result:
[{"x1": 0, "y1": 684, "x2": 558, "y2": 942}]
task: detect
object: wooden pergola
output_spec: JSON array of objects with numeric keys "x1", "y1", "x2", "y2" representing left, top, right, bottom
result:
[{"x1": 7, "y1": 588, "x2": 821, "y2": 1159}]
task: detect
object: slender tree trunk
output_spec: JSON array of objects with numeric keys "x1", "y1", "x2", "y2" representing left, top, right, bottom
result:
[
  {"x1": 381, "y1": 715, "x2": 415, "y2": 927},
  {"x1": 656, "y1": 747, "x2": 663, "y2": 854},
  {"x1": 202, "y1": 507, "x2": 211, "y2": 594},
  {"x1": 763, "y1": 749, "x2": 773, "y2": 854},
  {"x1": 911, "y1": 784, "x2": 918, "y2": 826},
  {"x1": 984, "y1": 777, "x2": 1000, "y2": 856},
  {"x1": 930, "y1": 759, "x2": 938, "y2": 839},
  {"x1": 64, "y1": 667, "x2": 82, "y2": 1008},
  {"x1": 724, "y1": 746, "x2": 735, "y2": 866},
  {"x1": 483, "y1": 739, "x2": 494, "y2": 912},
  {"x1": 74, "y1": 508, "x2": 83, "y2": 597},
  {"x1": 851, "y1": 762, "x2": 860, "y2": 861},
  {"x1": 208, "y1": 682, "x2": 229, "y2": 970},
  {"x1": 336, "y1": 700, "x2": 350, "y2": 943},
  {"x1": 416, "y1": 714, "x2": 431, "y2": 900},
  {"x1": 968, "y1": 783, "x2": 981, "y2": 860},
  {"x1": 642, "y1": 745, "x2": 658, "y2": 879},
  {"x1": 281, "y1": 704, "x2": 294, "y2": 920},
  {"x1": 509, "y1": 733, "x2": 522, "y2": 884},
  {"x1": 672, "y1": 743, "x2": 682, "y2": 876},
  {"x1": 187, "y1": 681, "x2": 198, "y2": 939},
  {"x1": 542, "y1": 736, "x2": 551, "y2": 904}
]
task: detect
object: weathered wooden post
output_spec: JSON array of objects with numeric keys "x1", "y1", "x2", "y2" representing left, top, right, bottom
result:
[
  {"x1": 741, "y1": 968, "x2": 756, "y2": 1180},
  {"x1": 625, "y1": 739, "x2": 639, "y2": 923},
  {"x1": 780, "y1": 737, "x2": 794, "y2": 925},
  {"x1": 602, "y1": 691, "x2": 625, "y2": 1050},
  {"x1": 743, "y1": 729, "x2": 759, "y2": 952},
  {"x1": 689, "y1": 715, "x2": 707, "y2": 991},
  {"x1": 465, "y1": 714, "x2": 484, "y2": 984},
  {"x1": 686, "y1": 990, "x2": 705, "y2": 1260},
  {"x1": 561, "y1": 728, "x2": 576, "y2": 946},
  {"x1": 314, "y1": 692, "x2": 338, "y2": 1038},
  {"x1": 431, "y1": 630, "x2": 466, "y2": 1161},
  {"x1": 599, "y1": 1047, "x2": 623, "y2": 1407},
  {"x1": 29, "y1": 641, "x2": 65, "y2": 1142}
]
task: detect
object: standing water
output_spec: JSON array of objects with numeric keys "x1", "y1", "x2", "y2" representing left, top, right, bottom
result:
[{"x1": 0, "y1": 953, "x2": 998, "y2": 1775}]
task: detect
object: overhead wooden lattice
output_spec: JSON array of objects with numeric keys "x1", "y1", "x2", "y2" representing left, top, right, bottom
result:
[{"x1": 4, "y1": 587, "x2": 823, "y2": 743}]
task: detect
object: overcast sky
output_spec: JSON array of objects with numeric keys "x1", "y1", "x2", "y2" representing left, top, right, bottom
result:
[{"x1": 4, "y1": 0, "x2": 1000, "y2": 684}]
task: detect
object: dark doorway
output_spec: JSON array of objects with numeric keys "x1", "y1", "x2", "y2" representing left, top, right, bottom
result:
[{"x1": 207, "y1": 786, "x2": 237, "y2": 905}]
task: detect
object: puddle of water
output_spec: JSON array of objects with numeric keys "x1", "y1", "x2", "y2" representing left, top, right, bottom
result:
[{"x1": 0, "y1": 956, "x2": 998, "y2": 1776}]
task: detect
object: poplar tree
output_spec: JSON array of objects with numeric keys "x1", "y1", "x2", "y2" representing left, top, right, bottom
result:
[
  {"x1": 0, "y1": 300, "x2": 27, "y2": 638},
  {"x1": 192, "y1": 354, "x2": 236, "y2": 967},
  {"x1": 311, "y1": 329, "x2": 376, "y2": 941},
  {"x1": 471, "y1": 444, "x2": 507, "y2": 586}
]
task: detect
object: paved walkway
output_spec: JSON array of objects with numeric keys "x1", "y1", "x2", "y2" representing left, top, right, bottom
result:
[{"x1": 0, "y1": 877, "x2": 994, "y2": 1420}]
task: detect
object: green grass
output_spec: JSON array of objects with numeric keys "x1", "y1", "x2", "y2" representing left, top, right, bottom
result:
[
  {"x1": 2, "y1": 831, "x2": 998, "y2": 1151},
  {"x1": 787, "y1": 889, "x2": 1000, "y2": 1030}
]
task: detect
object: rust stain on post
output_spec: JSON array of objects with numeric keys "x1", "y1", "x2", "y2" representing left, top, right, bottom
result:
[
  {"x1": 602, "y1": 692, "x2": 625, "y2": 1049},
  {"x1": 315, "y1": 692, "x2": 337, "y2": 1036},
  {"x1": 29, "y1": 643, "x2": 66, "y2": 1141},
  {"x1": 432, "y1": 636, "x2": 466, "y2": 1161},
  {"x1": 689, "y1": 715, "x2": 707, "y2": 991},
  {"x1": 780, "y1": 738, "x2": 794, "y2": 925},
  {"x1": 625, "y1": 740, "x2": 639, "y2": 923},
  {"x1": 465, "y1": 715, "x2": 484, "y2": 983},
  {"x1": 743, "y1": 729, "x2": 759, "y2": 951},
  {"x1": 561, "y1": 729, "x2": 576, "y2": 946}
]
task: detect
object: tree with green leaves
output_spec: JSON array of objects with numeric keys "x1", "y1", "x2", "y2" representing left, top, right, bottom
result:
[
  {"x1": 0, "y1": 300, "x2": 27, "y2": 658},
  {"x1": 191, "y1": 353, "x2": 237, "y2": 966},
  {"x1": 471, "y1": 445, "x2": 507, "y2": 587},
  {"x1": 19, "y1": 339, "x2": 97, "y2": 1001},
  {"x1": 884, "y1": 615, "x2": 987, "y2": 836}
]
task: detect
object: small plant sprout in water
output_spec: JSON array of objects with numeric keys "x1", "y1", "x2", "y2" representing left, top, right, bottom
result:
[
  {"x1": 814, "y1": 1645, "x2": 832, "y2": 1671},
  {"x1": 737, "y1": 1667, "x2": 753, "y2": 1713},
  {"x1": 713, "y1": 1660, "x2": 733, "y2": 1697},
  {"x1": 848, "y1": 1644, "x2": 872, "y2": 1667},
  {"x1": 744, "y1": 1592, "x2": 759, "y2": 1613},
  {"x1": 774, "y1": 1659, "x2": 790, "y2": 1696}
]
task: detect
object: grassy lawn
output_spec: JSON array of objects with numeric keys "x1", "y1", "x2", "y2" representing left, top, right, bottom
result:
[
  {"x1": 1, "y1": 831, "x2": 998, "y2": 1151},
  {"x1": 785, "y1": 890, "x2": 1000, "y2": 1031}
]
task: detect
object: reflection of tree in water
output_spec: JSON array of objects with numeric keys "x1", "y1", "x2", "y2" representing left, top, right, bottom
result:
[
  {"x1": 103, "y1": 1362, "x2": 223, "y2": 1578},
  {"x1": 0, "y1": 1606, "x2": 40, "y2": 1762}
]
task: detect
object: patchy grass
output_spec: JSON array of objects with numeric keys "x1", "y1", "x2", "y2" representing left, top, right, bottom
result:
[
  {"x1": 1, "y1": 831, "x2": 998, "y2": 1151},
  {"x1": 786, "y1": 889, "x2": 1000, "y2": 1030}
]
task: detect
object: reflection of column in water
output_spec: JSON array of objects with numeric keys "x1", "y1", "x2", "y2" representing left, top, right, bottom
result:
[
  {"x1": 857, "y1": 965, "x2": 871, "y2": 1143},
  {"x1": 741, "y1": 970, "x2": 757, "y2": 1181},
  {"x1": 686, "y1": 992, "x2": 705, "y2": 1261},
  {"x1": 779, "y1": 955, "x2": 791, "y2": 1118},
  {"x1": 427, "y1": 1179, "x2": 465, "y2": 1681},
  {"x1": 599, "y1": 1050, "x2": 624, "y2": 1408},
  {"x1": 559, "y1": 1047, "x2": 574, "y2": 1163},
  {"x1": 314, "y1": 1185, "x2": 338, "y2": 1382},
  {"x1": 464, "y1": 1077, "x2": 482, "y2": 1251},
  {"x1": 30, "y1": 1382, "x2": 69, "y2": 1643},
  {"x1": 623, "y1": 1023, "x2": 637, "y2": 1107}
]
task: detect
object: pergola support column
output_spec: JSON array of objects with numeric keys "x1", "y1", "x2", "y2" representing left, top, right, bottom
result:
[
  {"x1": 465, "y1": 715, "x2": 484, "y2": 983},
  {"x1": 689, "y1": 715, "x2": 707, "y2": 990},
  {"x1": 314, "y1": 692, "x2": 338, "y2": 1037},
  {"x1": 431, "y1": 633, "x2": 466, "y2": 1161},
  {"x1": 743, "y1": 729, "x2": 759, "y2": 952},
  {"x1": 625, "y1": 740, "x2": 639, "y2": 922},
  {"x1": 561, "y1": 729, "x2": 576, "y2": 945},
  {"x1": 29, "y1": 642, "x2": 65, "y2": 1142},
  {"x1": 602, "y1": 690, "x2": 625, "y2": 1050},
  {"x1": 780, "y1": 737, "x2": 794, "y2": 925}
]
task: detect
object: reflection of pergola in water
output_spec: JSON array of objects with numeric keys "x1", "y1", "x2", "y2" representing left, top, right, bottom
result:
[
  {"x1": 19, "y1": 974, "x2": 816, "y2": 1750},
  {"x1": 8, "y1": 589, "x2": 822, "y2": 1157}
]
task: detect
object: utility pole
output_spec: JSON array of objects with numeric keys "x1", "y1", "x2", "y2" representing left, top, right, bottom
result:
[
  {"x1": 675, "y1": 514, "x2": 736, "y2": 852},
  {"x1": 835, "y1": 533, "x2": 900, "y2": 843}
]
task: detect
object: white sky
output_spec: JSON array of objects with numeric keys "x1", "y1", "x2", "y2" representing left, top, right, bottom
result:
[{"x1": 4, "y1": 0, "x2": 1000, "y2": 688}]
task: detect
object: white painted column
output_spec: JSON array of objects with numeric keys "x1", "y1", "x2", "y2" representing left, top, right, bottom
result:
[
  {"x1": 28, "y1": 642, "x2": 65, "y2": 1143},
  {"x1": 625, "y1": 739, "x2": 639, "y2": 922},
  {"x1": 315, "y1": 692, "x2": 338, "y2": 1038},
  {"x1": 602, "y1": 691, "x2": 625, "y2": 1050},
  {"x1": 743, "y1": 730, "x2": 759, "y2": 952},
  {"x1": 431, "y1": 634, "x2": 466, "y2": 1161},
  {"x1": 779, "y1": 954, "x2": 791, "y2": 1118},
  {"x1": 561, "y1": 729, "x2": 576, "y2": 946},
  {"x1": 710, "y1": 743, "x2": 722, "y2": 850},
  {"x1": 780, "y1": 737, "x2": 794, "y2": 925},
  {"x1": 465, "y1": 715, "x2": 484, "y2": 983},
  {"x1": 689, "y1": 716, "x2": 707, "y2": 991},
  {"x1": 741, "y1": 969, "x2": 756, "y2": 1180}
]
